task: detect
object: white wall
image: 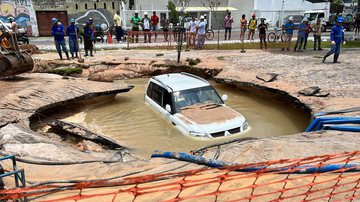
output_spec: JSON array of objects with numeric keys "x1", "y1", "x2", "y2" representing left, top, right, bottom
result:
[
  {"x1": 255, "y1": 0, "x2": 328, "y2": 10},
  {"x1": 228, "y1": 0, "x2": 255, "y2": 28},
  {"x1": 254, "y1": 0, "x2": 330, "y2": 26}
]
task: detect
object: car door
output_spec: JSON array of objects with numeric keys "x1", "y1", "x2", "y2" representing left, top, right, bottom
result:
[
  {"x1": 145, "y1": 81, "x2": 190, "y2": 135},
  {"x1": 146, "y1": 82, "x2": 166, "y2": 115}
]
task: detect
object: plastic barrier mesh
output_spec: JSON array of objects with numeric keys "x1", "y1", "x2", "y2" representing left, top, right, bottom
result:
[{"x1": 1, "y1": 151, "x2": 360, "y2": 202}]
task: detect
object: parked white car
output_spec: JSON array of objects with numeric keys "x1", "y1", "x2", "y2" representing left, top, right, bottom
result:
[{"x1": 145, "y1": 73, "x2": 250, "y2": 138}]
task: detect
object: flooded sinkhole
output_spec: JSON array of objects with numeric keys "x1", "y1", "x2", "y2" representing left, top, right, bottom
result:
[{"x1": 33, "y1": 78, "x2": 310, "y2": 158}]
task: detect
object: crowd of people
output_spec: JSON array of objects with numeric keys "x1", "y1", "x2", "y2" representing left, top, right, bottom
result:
[
  {"x1": 50, "y1": 9, "x2": 355, "y2": 63},
  {"x1": 125, "y1": 11, "x2": 208, "y2": 49},
  {"x1": 281, "y1": 15, "x2": 346, "y2": 63}
]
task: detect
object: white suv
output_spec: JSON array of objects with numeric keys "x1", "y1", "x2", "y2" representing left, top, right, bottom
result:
[{"x1": 145, "y1": 73, "x2": 250, "y2": 138}]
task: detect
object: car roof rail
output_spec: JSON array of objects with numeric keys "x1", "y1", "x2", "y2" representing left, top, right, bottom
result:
[
  {"x1": 153, "y1": 76, "x2": 174, "y2": 92},
  {"x1": 180, "y1": 72, "x2": 209, "y2": 84}
]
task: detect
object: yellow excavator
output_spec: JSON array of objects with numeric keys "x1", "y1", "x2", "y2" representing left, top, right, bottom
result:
[{"x1": 0, "y1": 20, "x2": 33, "y2": 78}]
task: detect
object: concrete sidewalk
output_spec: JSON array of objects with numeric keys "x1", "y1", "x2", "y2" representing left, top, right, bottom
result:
[{"x1": 29, "y1": 30, "x2": 358, "y2": 51}]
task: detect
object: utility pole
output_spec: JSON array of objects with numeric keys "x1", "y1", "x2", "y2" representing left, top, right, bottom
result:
[
  {"x1": 281, "y1": 0, "x2": 285, "y2": 28},
  {"x1": 177, "y1": 17, "x2": 184, "y2": 63}
]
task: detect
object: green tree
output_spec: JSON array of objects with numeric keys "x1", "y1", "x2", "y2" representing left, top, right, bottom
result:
[
  {"x1": 167, "y1": 1, "x2": 179, "y2": 24},
  {"x1": 330, "y1": 0, "x2": 344, "y2": 14}
]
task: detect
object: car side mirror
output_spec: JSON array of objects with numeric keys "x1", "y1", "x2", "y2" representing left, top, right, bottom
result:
[
  {"x1": 221, "y1": 94, "x2": 228, "y2": 102},
  {"x1": 165, "y1": 104, "x2": 172, "y2": 113}
]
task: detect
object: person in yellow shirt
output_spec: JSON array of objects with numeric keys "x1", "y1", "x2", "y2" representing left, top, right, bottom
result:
[
  {"x1": 113, "y1": 10, "x2": 123, "y2": 42},
  {"x1": 248, "y1": 14, "x2": 257, "y2": 40},
  {"x1": 240, "y1": 14, "x2": 247, "y2": 41}
]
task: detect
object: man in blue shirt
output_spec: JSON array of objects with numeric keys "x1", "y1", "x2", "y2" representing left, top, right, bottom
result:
[
  {"x1": 282, "y1": 16, "x2": 295, "y2": 51},
  {"x1": 294, "y1": 18, "x2": 308, "y2": 52},
  {"x1": 323, "y1": 17, "x2": 345, "y2": 63},
  {"x1": 66, "y1": 19, "x2": 79, "y2": 58},
  {"x1": 196, "y1": 16, "x2": 206, "y2": 50},
  {"x1": 51, "y1": 18, "x2": 70, "y2": 60}
]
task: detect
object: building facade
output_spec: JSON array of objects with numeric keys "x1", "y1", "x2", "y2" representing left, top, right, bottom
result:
[{"x1": 32, "y1": 0, "x2": 121, "y2": 36}]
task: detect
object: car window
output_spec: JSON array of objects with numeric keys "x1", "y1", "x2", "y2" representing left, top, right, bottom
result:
[
  {"x1": 152, "y1": 84, "x2": 163, "y2": 106},
  {"x1": 148, "y1": 81, "x2": 172, "y2": 110},
  {"x1": 146, "y1": 82, "x2": 154, "y2": 98},
  {"x1": 318, "y1": 13, "x2": 324, "y2": 19},
  {"x1": 162, "y1": 91, "x2": 172, "y2": 109},
  {"x1": 304, "y1": 13, "x2": 317, "y2": 21},
  {"x1": 294, "y1": 15, "x2": 303, "y2": 22}
]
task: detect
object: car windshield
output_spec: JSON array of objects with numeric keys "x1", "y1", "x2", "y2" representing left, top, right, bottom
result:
[
  {"x1": 304, "y1": 13, "x2": 318, "y2": 21},
  {"x1": 173, "y1": 86, "x2": 223, "y2": 112}
]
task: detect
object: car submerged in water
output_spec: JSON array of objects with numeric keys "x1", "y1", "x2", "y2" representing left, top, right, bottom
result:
[{"x1": 145, "y1": 73, "x2": 250, "y2": 138}]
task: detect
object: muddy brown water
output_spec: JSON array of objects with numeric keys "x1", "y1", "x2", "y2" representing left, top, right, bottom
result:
[{"x1": 55, "y1": 78, "x2": 310, "y2": 158}]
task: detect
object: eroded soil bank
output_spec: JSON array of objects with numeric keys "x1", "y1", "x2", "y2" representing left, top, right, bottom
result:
[{"x1": 0, "y1": 49, "x2": 359, "y2": 184}]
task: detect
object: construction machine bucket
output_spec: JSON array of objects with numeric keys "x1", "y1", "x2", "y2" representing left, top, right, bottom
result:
[{"x1": 0, "y1": 52, "x2": 34, "y2": 77}]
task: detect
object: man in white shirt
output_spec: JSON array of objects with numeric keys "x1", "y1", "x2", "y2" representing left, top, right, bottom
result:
[
  {"x1": 188, "y1": 17, "x2": 197, "y2": 47},
  {"x1": 196, "y1": 16, "x2": 206, "y2": 50},
  {"x1": 141, "y1": 12, "x2": 152, "y2": 43},
  {"x1": 204, "y1": 14, "x2": 208, "y2": 29}
]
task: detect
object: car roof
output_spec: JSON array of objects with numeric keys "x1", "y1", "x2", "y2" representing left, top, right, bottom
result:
[
  {"x1": 152, "y1": 73, "x2": 210, "y2": 92},
  {"x1": 304, "y1": 10, "x2": 325, "y2": 13}
]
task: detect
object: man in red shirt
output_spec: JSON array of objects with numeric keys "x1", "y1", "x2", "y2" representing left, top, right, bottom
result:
[
  {"x1": 151, "y1": 11, "x2": 159, "y2": 42},
  {"x1": 303, "y1": 20, "x2": 312, "y2": 49}
]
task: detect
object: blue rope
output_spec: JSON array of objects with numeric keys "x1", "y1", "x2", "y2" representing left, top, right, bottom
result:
[{"x1": 151, "y1": 151, "x2": 360, "y2": 173}]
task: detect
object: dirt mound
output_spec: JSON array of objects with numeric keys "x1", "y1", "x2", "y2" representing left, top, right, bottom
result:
[{"x1": 19, "y1": 44, "x2": 42, "y2": 55}]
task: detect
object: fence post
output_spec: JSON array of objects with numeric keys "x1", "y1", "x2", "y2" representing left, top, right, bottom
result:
[{"x1": 127, "y1": 31, "x2": 130, "y2": 50}]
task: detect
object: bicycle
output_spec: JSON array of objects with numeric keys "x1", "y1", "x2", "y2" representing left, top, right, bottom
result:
[
  {"x1": 267, "y1": 28, "x2": 285, "y2": 42},
  {"x1": 205, "y1": 29, "x2": 214, "y2": 40}
]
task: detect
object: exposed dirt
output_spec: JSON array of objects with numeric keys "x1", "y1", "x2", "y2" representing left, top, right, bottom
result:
[
  {"x1": 19, "y1": 44, "x2": 42, "y2": 55},
  {"x1": 32, "y1": 52, "x2": 223, "y2": 82}
]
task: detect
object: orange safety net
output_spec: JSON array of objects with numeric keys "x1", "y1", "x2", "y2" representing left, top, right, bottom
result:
[{"x1": 1, "y1": 151, "x2": 360, "y2": 202}]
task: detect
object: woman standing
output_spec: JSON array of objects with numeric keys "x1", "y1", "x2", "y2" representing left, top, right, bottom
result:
[{"x1": 240, "y1": 14, "x2": 247, "y2": 41}]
